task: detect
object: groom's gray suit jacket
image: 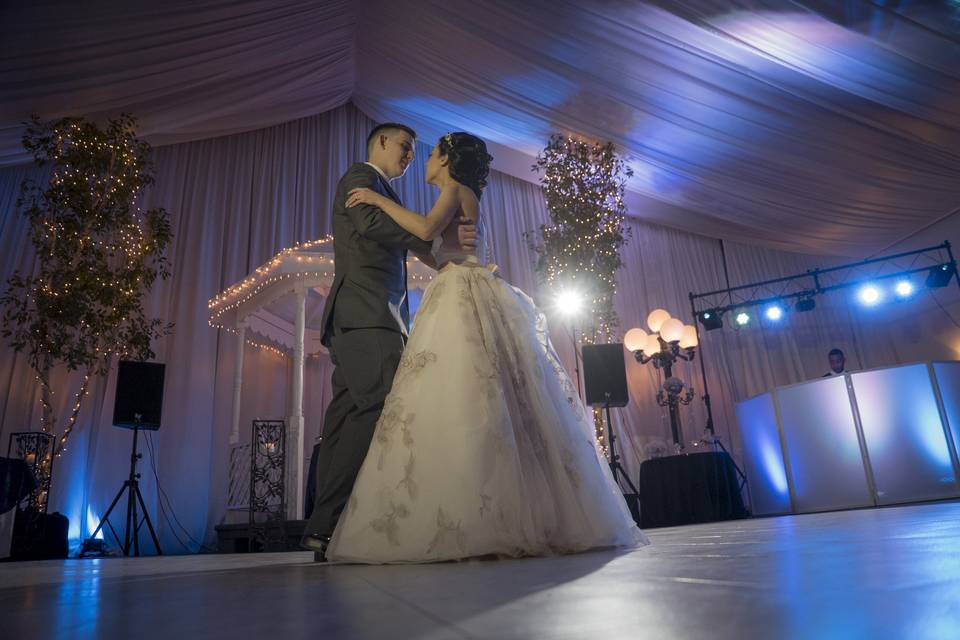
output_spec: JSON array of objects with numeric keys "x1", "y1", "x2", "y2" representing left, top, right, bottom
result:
[{"x1": 320, "y1": 163, "x2": 432, "y2": 349}]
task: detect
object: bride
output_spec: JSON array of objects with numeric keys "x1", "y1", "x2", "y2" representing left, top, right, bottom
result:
[{"x1": 327, "y1": 132, "x2": 648, "y2": 563}]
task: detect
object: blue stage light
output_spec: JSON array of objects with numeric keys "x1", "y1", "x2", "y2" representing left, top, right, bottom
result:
[
  {"x1": 764, "y1": 305, "x2": 784, "y2": 321},
  {"x1": 894, "y1": 280, "x2": 914, "y2": 299},
  {"x1": 857, "y1": 284, "x2": 882, "y2": 306}
]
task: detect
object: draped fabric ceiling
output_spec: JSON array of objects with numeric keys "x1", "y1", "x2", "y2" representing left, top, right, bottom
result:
[{"x1": 3, "y1": 0, "x2": 959, "y2": 256}]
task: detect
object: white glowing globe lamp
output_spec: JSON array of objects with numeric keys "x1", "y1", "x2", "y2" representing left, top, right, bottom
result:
[
  {"x1": 643, "y1": 334, "x2": 662, "y2": 355},
  {"x1": 624, "y1": 328, "x2": 648, "y2": 352},
  {"x1": 647, "y1": 308, "x2": 671, "y2": 333},
  {"x1": 679, "y1": 325, "x2": 698, "y2": 349},
  {"x1": 659, "y1": 318, "x2": 685, "y2": 343}
]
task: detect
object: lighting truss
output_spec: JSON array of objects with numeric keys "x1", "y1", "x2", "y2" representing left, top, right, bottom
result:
[
  {"x1": 682, "y1": 241, "x2": 958, "y2": 443},
  {"x1": 689, "y1": 241, "x2": 958, "y2": 321}
]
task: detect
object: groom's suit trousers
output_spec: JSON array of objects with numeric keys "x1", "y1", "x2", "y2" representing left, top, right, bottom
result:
[{"x1": 305, "y1": 326, "x2": 405, "y2": 537}]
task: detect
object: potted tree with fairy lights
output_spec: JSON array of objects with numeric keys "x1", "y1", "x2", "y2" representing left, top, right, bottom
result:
[
  {"x1": 526, "y1": 134, "x2": 632, "y2": 454},
  {"x1": 1, "y1": 114, "x2": 173, "y2": 511}
]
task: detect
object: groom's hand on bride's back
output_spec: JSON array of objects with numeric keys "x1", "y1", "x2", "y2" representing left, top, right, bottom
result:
[
  {"x1": 459, "y1": 218, "x2": 478, "y2": 250},
  {"x1": 438, "y1": 215, "x2": 476, "y2": 251}
]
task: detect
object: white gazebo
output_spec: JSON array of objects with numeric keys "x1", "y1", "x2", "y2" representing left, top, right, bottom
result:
[{"x1": 208, "y1": 237, "x2": 435, "y2": 518}]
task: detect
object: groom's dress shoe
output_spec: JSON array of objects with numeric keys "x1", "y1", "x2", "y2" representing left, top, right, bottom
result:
[{"x1": 301, "y1": 533, "x2": 331, "y2": 562}]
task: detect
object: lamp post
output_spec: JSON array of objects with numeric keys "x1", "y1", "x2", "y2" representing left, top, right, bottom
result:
[{"x1": 625, "y1": 309, "x2": 698, "y2": 451}]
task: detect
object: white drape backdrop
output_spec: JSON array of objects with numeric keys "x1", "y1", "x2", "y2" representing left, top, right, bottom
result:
[{"x1": 3, "y1": 102, "x2": 960, "y2": 552}]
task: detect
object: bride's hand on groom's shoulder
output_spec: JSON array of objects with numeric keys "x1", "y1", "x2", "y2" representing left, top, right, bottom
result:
[{"x1": 346, "y1": 187, "x2": 385, "y2": 209}]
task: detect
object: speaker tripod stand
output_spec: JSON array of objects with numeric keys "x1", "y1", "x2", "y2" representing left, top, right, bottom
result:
[
  {"x1": 601, "y1": 393, "x2": 638, "y2": 495},
  {"x1": 80, "y1": 421, "x2": 162, "y2": 557}
]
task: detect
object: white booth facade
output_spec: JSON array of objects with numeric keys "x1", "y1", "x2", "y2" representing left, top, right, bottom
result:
[{"x1": 736, "y1": 361, "x2": 960, "y2": 516}]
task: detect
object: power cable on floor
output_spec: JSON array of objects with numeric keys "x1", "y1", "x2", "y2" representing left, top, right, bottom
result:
[{"x1": 144, "y1": 431, "x2": 217, "y2": 554}]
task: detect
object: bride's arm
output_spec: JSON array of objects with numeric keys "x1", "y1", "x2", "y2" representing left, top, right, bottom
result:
[{"x1": 346, "y1": 184, "x2": 460, "y2": 241}]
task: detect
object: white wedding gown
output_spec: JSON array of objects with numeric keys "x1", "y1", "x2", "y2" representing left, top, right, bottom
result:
[{"x1": 326, "y1": 217, "x2": 649, "y2": 563}]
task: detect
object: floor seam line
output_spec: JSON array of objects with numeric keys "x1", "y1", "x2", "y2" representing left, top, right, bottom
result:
[{"x1": 358, "y1": 576, "x2": 482, "y2": 639}]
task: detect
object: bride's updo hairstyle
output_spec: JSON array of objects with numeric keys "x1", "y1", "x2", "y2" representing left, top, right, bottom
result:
[{"x1": 437, "y1": 132, "x2": 494, "y2": 199}]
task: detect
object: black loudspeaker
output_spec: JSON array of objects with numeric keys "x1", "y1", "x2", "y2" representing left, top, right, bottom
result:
[
  {"x1": 11, "y1": 508, "x2": 69, "y2": 560},
  {"x1": 582, "y1": 343, "x2": 629, "y2": 408},
  {"x1": 113, "y1": 361, "x2": 165, "y2": 430}
]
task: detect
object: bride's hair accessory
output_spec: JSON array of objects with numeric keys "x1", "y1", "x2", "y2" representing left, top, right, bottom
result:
[{"x1": 438, "y1": 132, "x2": 494, "y2": 199}]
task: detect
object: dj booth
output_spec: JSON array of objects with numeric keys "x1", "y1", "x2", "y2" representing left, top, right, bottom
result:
[{"x1": 736, "y1": 361, "x2": 960, "y2": 515}]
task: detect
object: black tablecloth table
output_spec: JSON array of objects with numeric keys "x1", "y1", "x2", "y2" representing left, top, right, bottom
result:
[{"x1": 638, "y1": 451, "x2": 749, "y2": 529}]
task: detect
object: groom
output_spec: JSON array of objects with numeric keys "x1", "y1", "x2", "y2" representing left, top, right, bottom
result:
[{"x1": 301, "y1": 123, "x2": 475, "y2": 560}]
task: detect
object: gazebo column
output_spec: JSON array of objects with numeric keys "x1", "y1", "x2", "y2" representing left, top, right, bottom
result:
[
  {"x1": 229, "y1": 322, "x2": 246, "y2": 446},
  {"x1": 287, "y1": 286, "x2": 307, "y2": 519}
]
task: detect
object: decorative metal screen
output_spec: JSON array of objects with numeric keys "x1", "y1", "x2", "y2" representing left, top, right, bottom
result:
[
  {"x1": 7, "y1": 432, "x2": 55, "y2": 513},
  {"x1": 250, "y1": 420, "x2": 286, "y2": 549}
]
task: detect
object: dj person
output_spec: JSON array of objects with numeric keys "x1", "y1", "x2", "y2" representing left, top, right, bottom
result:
[{"x1": 822, "y1": 348, "x2": 847, "y2": 377}]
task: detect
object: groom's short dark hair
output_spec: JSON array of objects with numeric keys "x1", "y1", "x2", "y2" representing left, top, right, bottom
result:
[{"x1": 367, "y1": 123, "x2": 417, "y2": 154}]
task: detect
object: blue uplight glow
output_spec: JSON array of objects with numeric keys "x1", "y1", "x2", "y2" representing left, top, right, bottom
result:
[
  {"x1": 852, "y1": 365, "x2": 956, "y2": 503},
  {"x1": 86, "y1": 507, "x2": 104, "y2": 540},
  {"x1": 916, "y1": 405, "x2": 954, "y2": 471},
  {"x1": 761, "y1": 440, "x2": 790, "y2": 497},
  {"x1": 765, "y1": 305, "x2": 785, "y2": 321},
  {"x1": 736, "y1": 393, "x2": 791, "y2": 515}
]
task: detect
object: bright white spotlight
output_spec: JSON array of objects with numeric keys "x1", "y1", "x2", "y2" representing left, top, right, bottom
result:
[
  {"x1": 555, "y1": 290, "x2": 583, "y2": 316},
  {"x1": 857, "y1": 284, "x2": 882, "y2": 306},
  {"x1": 764, "y1": 305, "x2": 784, "y2": 321},
  {"x1": 734, "y1": 311, "x2": 751, "y2": 326},
  {"x1": 894, "y1": 280, "x2": 914, "y2": 298}
]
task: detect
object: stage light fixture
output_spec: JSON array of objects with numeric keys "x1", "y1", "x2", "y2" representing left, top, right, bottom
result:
[
  {"x1": 79, "y1": 538, "x2": 106, "y2": 557},
  {"x1": 698, "y1": 309, "x2": 723, "y2": 331},
  {"x1": 764, "y1": 305, "x2": 785, "y2": 322},
  {"x1": 894, "y1": 280, "x2": 914, "y2": 299},
  {"x1": 926, "y1": 264, "x2": 955, "y2": 289},
  {"x1": 734, "y1": 311, "x2": 751, "y2": 326},
  {"x1": 795, "y1": 297, "x2": 816, "y2": 312},
  {"x1": 857, "y1": 284, "x2": 882, "y2": 306}
]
